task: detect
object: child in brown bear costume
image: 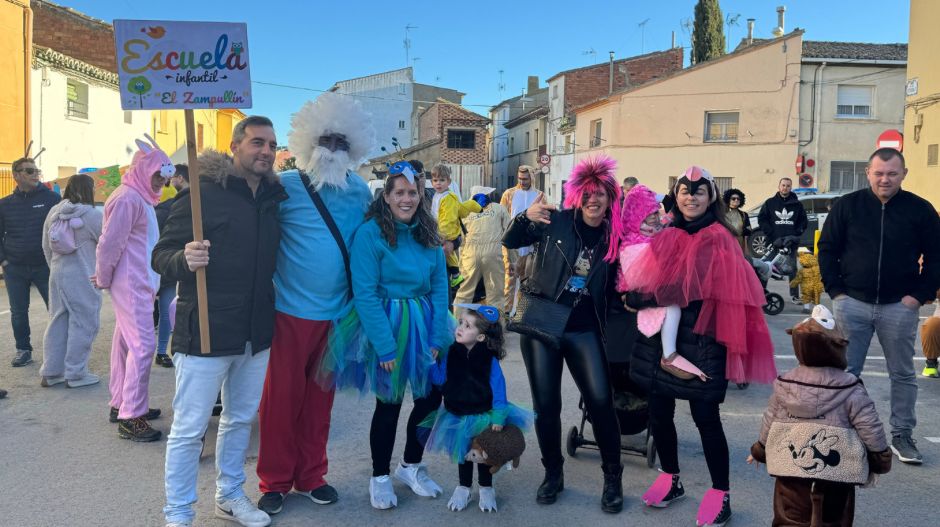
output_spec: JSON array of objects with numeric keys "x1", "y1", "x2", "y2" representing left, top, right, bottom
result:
[
  {"x1": 920, "y1": 289, "x2": 940, "y2": 378},
  {"x1": 748, "y1": 305, "x2": 892, "y2": 526}
]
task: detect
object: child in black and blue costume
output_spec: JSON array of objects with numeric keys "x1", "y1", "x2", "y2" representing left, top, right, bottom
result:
[{"x1": 425, "y1": 304, "x2": 532, "y2": 512}]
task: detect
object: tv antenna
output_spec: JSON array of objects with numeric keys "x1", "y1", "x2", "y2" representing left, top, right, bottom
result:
[
  {"x1": 497, "y1": 69, "x2": 506, "y2": 98},
  {"x1": 638, "y1": 18, "x2": 651, "y2": 53},
  {"x1": 404, "y1": 24, "x2": 418, "y2": 67},
  {"x1": 582, "y1": 47, "x2": 597, "y2": 64},
  {"x1": 725, "y1": 13, "x2": 741, "y2": 52}
]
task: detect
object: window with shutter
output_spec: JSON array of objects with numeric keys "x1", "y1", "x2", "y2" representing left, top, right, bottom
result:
[{"x1": 836, "y1": 86, "x2": 873, "y2": 118}]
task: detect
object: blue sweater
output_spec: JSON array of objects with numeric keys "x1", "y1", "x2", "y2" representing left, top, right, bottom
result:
[
  {"x1": 274, "y1": 171, "x2": 370, "y2": 320},
  {"x1": 351, "y1": 217, "x2": 449, "y2": 362}
]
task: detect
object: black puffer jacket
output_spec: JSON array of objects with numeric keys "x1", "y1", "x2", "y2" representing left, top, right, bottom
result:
[
  {"x1": 152, "y1": 151, "x2": 287, "y2": 357},
  {"x1": 0, "y1": 184, "x2": 61, "y2": 265},
  {"x1": 627, "y1": 213, "x2": 730, "y2": 403},
  {"x1": 502, "y1": 208, "x2": 616, "y2": 339}
]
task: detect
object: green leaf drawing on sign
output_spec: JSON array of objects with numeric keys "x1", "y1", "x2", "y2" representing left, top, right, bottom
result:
[{"x1": 128, "y1": 76, "x2": 152, "y2": 109}]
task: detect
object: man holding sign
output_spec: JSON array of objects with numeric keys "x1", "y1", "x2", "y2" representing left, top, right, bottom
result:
[{"x1": 153, "y1": 116, "x2": 285, "y2": 527}]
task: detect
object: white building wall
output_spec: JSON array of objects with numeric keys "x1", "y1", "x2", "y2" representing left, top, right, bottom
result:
[
  {"x1": 547, "y1": 76, "x2": 571, "y2": 207},
  {"x1": 30, "y1": 64, "x2": 149, "y2": 181},
  {"x1": 797, "y1": 63, "x2": 906, "y2": 193},
  {"x1": 333, "y1": 69, "x2": 414, "y2": 159}
]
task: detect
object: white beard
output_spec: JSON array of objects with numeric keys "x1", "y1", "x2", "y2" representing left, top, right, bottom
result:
[{"x1": 308, "y1": 146, "x2": 351, "y2": 190}]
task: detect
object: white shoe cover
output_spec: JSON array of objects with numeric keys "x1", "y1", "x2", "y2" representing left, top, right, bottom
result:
[
  {"x1": 478, "y1": 486, "x2": 497, "y2": 512},
  {"x1": 370, "y1": 475, "x2": 398, "y2": 509},
  {"x1": 448, "y1": 486, "x2": 471, "y2": 511}
]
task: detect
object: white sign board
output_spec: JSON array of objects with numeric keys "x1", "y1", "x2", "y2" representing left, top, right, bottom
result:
[{"x1": 114, "y1": 20, "x2": 252, "y2": 110}]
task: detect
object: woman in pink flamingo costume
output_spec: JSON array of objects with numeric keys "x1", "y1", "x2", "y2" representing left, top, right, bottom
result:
[{"x1": 95, "y1": 134, "x2": 175, "y2": 442}]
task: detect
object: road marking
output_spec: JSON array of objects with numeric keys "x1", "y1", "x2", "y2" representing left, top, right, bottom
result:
[{"x1": 925, "y1": 437, "x2": 940, "y2": 444}]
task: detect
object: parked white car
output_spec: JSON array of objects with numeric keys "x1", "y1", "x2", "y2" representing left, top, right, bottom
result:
[{"x1": 746, "y1": 192, "x2": 845, "y2": 257}]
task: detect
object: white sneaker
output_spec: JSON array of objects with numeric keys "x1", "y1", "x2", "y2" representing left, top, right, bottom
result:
[
  {"x1": 394, "y1": 461, "x2": 443, "y2": 497},
  {"x1": 370, "y1": 475, "x2": 398, "y2": 509},
  {"x1": 215, "y1": 496, "x2": 271, "y2": 527},
  {"x1": 479, "y1": 486, "x2": 497, "y2": 512},
  {"x1": 40, "y1": 375, "x2": 66, "y2": 387},
  {"x1": 448, "y1": 486, "x2": 471, "y2": 511},
  {"x1": 67, "y1": 373, "x2": 100, "y2": 388}
]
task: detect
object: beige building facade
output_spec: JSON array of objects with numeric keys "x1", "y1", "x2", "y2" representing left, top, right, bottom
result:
[
  {"x1": 903, "y1": 0, "x2": 940, "y2": 207},
  {"x1": 572, "y1": 32, "x2": 804, "y2": 203}
]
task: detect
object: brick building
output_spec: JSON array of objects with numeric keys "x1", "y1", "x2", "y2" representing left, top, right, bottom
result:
[
  {"x1": 31, "y1": 0, "x2": 115, "y2": 71},
  {"x1": 544, "y1": 48, "x2": 683, "y2": 204},
  {"x1": 364, "y1": 101, "x2": 488, "y2": 197}
]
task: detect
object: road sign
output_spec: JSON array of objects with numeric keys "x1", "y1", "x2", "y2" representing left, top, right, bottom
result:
[
  {"x1": 539, "y1": 153, "x2": 551, "y2": 166},
  {"x1": 877, "y1": 129, "x2": 903, "y2": 152}
]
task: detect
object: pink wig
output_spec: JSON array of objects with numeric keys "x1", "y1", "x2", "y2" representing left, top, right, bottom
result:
[
  {"x1": 563, "y1": 155, "x2": 622, "y2": 262},
  {"x1": 620, "y1": 184, "x2": 661, "y2": 246}
]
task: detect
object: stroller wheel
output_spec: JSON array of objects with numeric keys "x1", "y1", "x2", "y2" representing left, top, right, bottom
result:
[
  {"x1": 763, "y1": 292, "x2": 785, "y2": 315},
  {"x1": 646, "y1": 435, "x2": 657, "y2": 469},
  {"x1": 566, "y1": 426, "x2": 580, "y2": 457},
  {"x1": 736, "y1": 383, "x2": 750, "y2": 390}
]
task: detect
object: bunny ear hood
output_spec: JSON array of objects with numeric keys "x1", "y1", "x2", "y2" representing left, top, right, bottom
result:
[{"x1": 125, "y1": 135, "x2": 174, "y2": 204}]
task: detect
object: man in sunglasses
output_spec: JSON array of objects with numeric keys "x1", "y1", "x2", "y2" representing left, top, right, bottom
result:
[
  {"x1": 256, "y1": 92, "x2": 375, "y2": 515},
  {"x1": 0, "y1": 157, "x2": 60, "y2": 367}
]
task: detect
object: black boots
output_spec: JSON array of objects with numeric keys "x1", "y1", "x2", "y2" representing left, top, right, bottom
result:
[
  {"x1": 601, "y1": 463, "x2": 624, "y2": 513},
  {"x1": 536, "y1": 459, "x2": 565, "y2": 504}
]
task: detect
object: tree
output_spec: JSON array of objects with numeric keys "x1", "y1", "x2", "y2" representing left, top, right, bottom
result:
[
  {"x1": 278, "y1": 156, "x2": 297, "y2": 172},
  {"x1": 692, "y1": 0, "x2": 726, "y2": 65}
]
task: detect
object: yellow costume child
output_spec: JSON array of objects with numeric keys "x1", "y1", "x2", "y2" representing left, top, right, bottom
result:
[{"x1": 789, "y1": 248, "x2": 824, "y2": 313}]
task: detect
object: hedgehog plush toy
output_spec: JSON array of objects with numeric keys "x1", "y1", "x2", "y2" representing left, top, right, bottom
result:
[{"x1": 465, "y1": 425, "x2": 526, "y2": 474}]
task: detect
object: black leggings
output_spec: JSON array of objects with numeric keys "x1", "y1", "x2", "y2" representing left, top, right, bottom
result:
[
  {"x1": 648, "y1": 394, "x2": 730, "y2": 491},
  {"x1": 370, "y1": 387, "x2": 443, "y2": 477},
  {"x1": 458, "y1": 462, "x2": 493, "y2": 487},
  {"x1": 520, "y1": 332, "x2": 622, "y2": 468}
]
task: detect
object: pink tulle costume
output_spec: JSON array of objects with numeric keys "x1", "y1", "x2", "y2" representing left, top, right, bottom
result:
[
  {"x1": 96, "y1": 134, "x2": 175, "y2": 420},
  {"x1": 621, "y1": 167, "x2": 776, "y2": 384},
  {"x1": 616, "y1": 185, "x2": 679, "y2": 344}
]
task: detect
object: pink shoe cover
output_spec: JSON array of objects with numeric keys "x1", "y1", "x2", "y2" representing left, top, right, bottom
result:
[
  {"x1": 641, "y1": 473, "x2": 675, "y2": 507},
  {"x1": 669, "y1": 354, "x2": 710, "y2": 381},
  {"x1": 696, "y1": 488, "x2": 728, "y2": 526}
]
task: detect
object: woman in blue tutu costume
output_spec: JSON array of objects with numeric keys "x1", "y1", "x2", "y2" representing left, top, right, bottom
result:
[
  {"x1": 350, "y1": 161, "x2": 453, "y2": 510},
  {"x1": 425, "y1": 304, "x2": 533, "y2": 512}
]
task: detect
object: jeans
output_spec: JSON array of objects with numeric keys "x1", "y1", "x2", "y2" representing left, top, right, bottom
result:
[
  {"x1": 156, "y1": 284, "x2": 176, "y2": 356},
  {"x1": 832, "y1": 295, "x2": 919, "y2": 436},
  {"x1": 3, "y1": 262, "x2": 50, "y2": 351},
  {"x1": 164, "y1": 343, "x2": 270, "y2": 524}
]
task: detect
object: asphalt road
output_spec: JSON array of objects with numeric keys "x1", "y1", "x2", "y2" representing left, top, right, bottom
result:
[{"x1": 1, "y1": 278, "x2": 938, "y2": 527}]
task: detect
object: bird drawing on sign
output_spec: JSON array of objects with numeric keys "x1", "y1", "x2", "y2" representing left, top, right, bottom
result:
[{"x1": 142, "y1": 26, "x2": 166, "y2": 39}]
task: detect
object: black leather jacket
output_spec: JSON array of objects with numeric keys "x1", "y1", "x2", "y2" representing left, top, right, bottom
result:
[{"x1": 502, "y1": 208, "x2": 616, "y2": 338}]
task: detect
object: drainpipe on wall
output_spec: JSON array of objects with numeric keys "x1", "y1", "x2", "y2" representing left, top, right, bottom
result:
[
  {"x1": 23, "y1": 4, "x2": 33, "y2": 156},
  {"x1": 608, "y1": 51, "x2": 615, "y2": 95},
  {"x1": 814, "y1": 62, "x2": 826, "y2": 189}
]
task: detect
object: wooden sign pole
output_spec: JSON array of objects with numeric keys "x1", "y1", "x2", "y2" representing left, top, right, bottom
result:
[{"x1": 184, "y1": 109, "x2": 212, "y2": 354}]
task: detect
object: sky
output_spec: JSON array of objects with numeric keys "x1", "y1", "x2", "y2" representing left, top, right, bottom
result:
[{"x1": 67, "y1": 0, "x2": 911, "y2": 138}]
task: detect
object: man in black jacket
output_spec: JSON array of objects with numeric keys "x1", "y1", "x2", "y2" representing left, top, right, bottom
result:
[
  {"x1": 154, "y1": 116, "x2": 286, "y2": 527},
  {"x1": 758, "y1": 177, "x2": 808, "y2": 303},
  {"x1": 818, "y1": 148, "x2": 940, "y2": 466},
  {"x1": 0, "y1": 157, "x2": 60, "y2": 367}
]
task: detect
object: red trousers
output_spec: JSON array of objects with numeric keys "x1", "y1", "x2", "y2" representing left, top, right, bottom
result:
[{"x1": 257, "y1": 312, "x2": 335, "y2": 493}]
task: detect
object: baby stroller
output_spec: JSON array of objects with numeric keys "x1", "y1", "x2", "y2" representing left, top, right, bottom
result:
[
  {"x1": 754, "y1": 234, "x2": 800, "y2": 316},
  {"x1": 566, "y1": 360, "x2": 657, "y2": 468},
  {"x1": 751, "y1": 257, "x2": 785, "y2": 316}
]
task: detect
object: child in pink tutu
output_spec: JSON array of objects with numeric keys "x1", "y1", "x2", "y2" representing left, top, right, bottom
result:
[{"x1": 618, "y1": 185, "x2": 705, "y2": 381}]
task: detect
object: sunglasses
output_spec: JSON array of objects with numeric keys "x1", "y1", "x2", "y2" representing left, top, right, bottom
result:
[
  {"x1": 17, "y1": 168, "x2": 41, "y2": 176},
  {"x1": 729, "y1": 196, "x2": 741, "y2": 201}
]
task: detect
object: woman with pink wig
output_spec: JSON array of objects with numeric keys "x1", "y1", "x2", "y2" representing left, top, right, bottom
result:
[
  {"x1": 622, "y1": 166, "x2": 775, "y2": 527},
  {"x1": 502, "y1": 155, "x2": 625, "y2": 513}
]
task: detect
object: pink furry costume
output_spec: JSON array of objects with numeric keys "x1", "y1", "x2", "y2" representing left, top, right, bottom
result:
[
  {"x1": 622, "y1": 167, "x2": 776, "y2": 384},
  {"x1": 96, "y1": 135, "x2": 174, "y2": 420},
  {"x1": 617, "y1": 184, "x2": 670, "y2": 337}
]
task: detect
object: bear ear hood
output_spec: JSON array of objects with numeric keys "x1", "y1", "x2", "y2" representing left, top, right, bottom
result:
[{"x1": 786, "y1": 305, "x2": 849, "y2": 368}]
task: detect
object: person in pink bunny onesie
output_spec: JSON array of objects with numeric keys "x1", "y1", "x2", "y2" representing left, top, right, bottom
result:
[
  {"x1": 617, "y1": 185, "x2": 707, "y2": 381},
  {"x1": 95, "y1": 134, "x2": 175, "y2": 442}
]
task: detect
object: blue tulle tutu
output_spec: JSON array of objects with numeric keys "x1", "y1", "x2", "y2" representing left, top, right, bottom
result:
[
  {"x1": 317, "y1": 296, "x2": 454, "y2": 403},
  {"x1": 422, "y1": 404, "x2": 534, "y2": 464}
]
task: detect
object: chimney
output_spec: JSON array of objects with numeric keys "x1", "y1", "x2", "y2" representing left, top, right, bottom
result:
[
  {"x1": 526, "y1": 76, "x2": 539, "y2": 95},
  {"x1": 671, "y1": 31, "x2": 676, "y2": 49},
  {"x1": 608, "y1": 51, "x2": 615, "y2": 95},
  {"x1": 746, "y1": 18, "x2": 755, "y2": 44},
  {"x1": 773, "y1": 5, "x2": 786, "y2": 37}
]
